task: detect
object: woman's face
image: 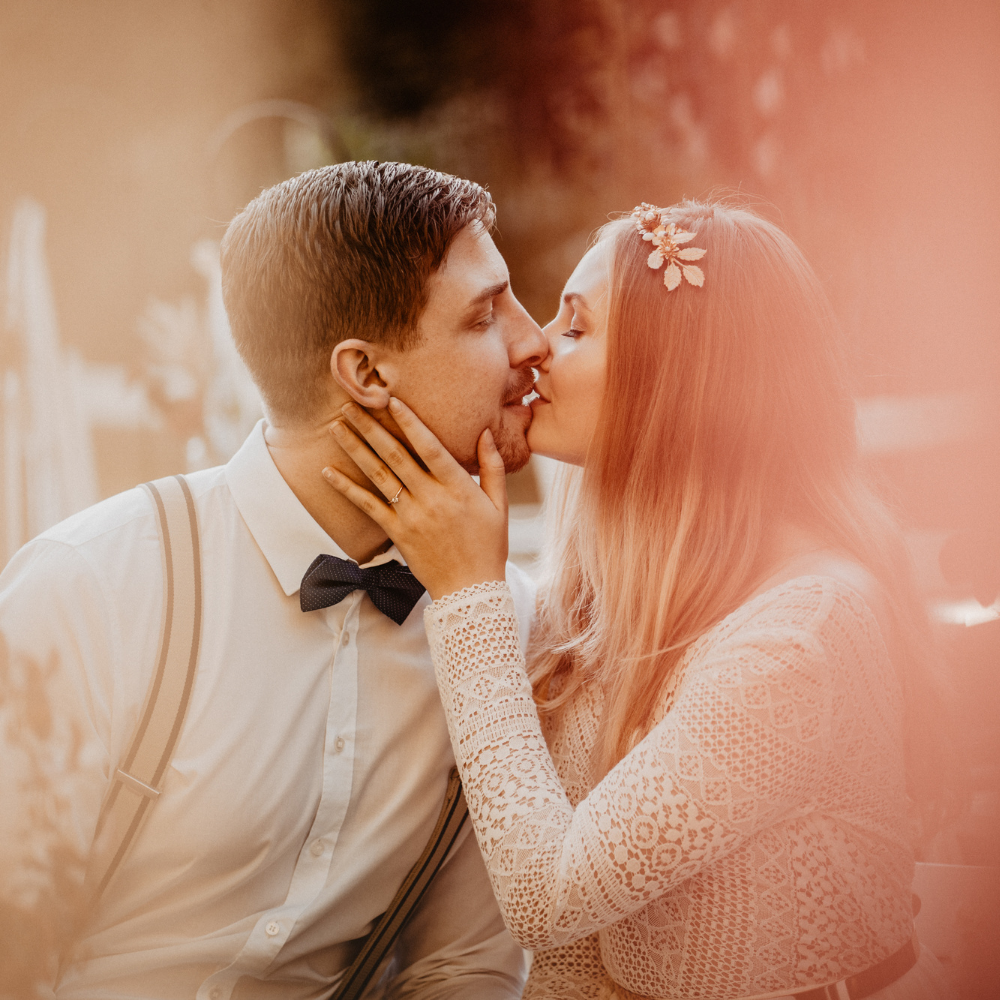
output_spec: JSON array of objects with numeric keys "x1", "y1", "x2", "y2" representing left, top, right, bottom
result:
[{"x1": 527, "y1": 241, "x2": 610, "y2": 465}]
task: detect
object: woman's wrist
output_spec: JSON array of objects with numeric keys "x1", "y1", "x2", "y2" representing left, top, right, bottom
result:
[{"x1": 426, "y1": 568, "x2": 507, "y2": 603}]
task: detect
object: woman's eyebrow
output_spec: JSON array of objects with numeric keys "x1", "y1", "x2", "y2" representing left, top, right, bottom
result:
[{"x1": 563, "y1": 291, "x2": 591, "y2": 311}]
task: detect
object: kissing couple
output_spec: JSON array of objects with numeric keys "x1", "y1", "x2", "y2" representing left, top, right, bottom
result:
[{"x1": 0, "y1": 161, "x2": 952, "y2": 1000}]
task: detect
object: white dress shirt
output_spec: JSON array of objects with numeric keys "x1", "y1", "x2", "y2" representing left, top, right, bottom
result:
[{"x1": 0, "y1": 420, "x2": 534, "y2": 1000}]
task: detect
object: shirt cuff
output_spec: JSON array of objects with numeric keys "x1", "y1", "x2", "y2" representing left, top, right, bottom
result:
[{"x1": 423, "y1": 581, "x2": 514, "y2": 629}]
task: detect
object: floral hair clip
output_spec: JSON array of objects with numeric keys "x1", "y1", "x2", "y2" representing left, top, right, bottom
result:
[{"x1": 630, "y1": 203, "x2": 706, "y2": 290}]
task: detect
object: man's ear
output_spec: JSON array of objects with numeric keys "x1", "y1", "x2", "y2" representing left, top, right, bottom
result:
[{"x1": 331, "y1": 339, "x2": 391, "y2": 409}]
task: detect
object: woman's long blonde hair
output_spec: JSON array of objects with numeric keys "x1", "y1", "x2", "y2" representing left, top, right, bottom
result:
[{"x1": 529, "y1": 200, "x2": 948, "y2": 830}]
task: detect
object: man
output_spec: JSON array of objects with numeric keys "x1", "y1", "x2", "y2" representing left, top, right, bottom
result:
[{"x1": 0, "y1": 161, "x2": 547, "y2": 998}]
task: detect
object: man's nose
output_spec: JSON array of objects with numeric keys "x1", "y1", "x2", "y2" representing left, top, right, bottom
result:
[{"x1": 508, "y1": 303, "x2": 549, "y2": 369}]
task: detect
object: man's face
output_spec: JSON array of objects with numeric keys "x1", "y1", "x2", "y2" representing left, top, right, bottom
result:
[{"x1": 377, "y1": 224, "x2": 548, "y2": 473}]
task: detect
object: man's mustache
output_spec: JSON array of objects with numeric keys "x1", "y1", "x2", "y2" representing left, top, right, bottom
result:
[{"x1": 503, "y1": 367, "x2": 536, "y2": 406}]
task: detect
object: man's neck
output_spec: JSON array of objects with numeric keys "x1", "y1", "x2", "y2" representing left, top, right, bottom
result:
[{"x1": 263, "y1": 411, "x2": 391, "y2": 566}]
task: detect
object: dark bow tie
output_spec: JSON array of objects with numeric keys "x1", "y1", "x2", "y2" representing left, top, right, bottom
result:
[{"x1": 299, "y1": 554, "x2": 426, "y2": 625}]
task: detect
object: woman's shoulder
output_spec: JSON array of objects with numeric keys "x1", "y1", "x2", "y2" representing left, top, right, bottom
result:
[
  {"x1": 766, "y1": 556, "x2": 885, "y2": 617},
  {"x1": 672, "y1": 572, "x2": 897, "y2": 729},
  {"x1": 694, "y1": 557, "x2": 893, "y2": 669}
]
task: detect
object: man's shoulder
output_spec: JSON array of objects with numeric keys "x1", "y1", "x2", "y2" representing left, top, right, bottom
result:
[
  {"x1": 0, "y1": 465, "x2": 234, "y2": 681},
  {"x1": 38, "y1": 465, "x2": 229, "y2": 550},
  {"x1": 2, "y1": 467, "x2": 231, "y2": 597},
  {"x1": 38, "y1": 484, "x2": 156, "y2": 551}
]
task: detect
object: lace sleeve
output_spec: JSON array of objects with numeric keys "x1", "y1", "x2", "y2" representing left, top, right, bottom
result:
[
  {"x1": 523, "y1": 934, "x2": 617, "y2": 1000},
  {"x1": 424, "y1": 581, "x2": 862, "y2": 951}
]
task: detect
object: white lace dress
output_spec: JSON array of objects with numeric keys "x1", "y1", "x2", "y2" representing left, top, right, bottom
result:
[{"x1": 423, "y1": 576, "x2": 921, "y2": 1000}]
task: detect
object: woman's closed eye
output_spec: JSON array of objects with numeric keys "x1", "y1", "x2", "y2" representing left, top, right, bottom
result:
[{"x1": 562, "y1": 327, "x2": 586, "y2": 340}]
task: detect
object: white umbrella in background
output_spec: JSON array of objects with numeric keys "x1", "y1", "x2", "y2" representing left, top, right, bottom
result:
[{"x1": 3, "y1": 198, "x2": 98, "y2": 555}]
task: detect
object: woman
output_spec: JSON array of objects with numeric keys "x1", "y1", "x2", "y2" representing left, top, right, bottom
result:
[{"x1": 324, "y1": 201, "x2": 953, "y2": 999}]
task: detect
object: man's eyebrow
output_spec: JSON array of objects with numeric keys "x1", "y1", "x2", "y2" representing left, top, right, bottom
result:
[{"x1": 467, "y1": 280, "x2": 509, "y2": 308}]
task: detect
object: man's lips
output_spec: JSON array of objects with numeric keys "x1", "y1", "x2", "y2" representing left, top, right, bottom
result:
[{"x1": 502, "y1": 376, "x2": 538, "y2": 408}]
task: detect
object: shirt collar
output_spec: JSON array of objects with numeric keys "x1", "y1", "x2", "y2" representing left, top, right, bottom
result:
[{"x1": 225, "y1": 420, "x2": 404, "y2": 597}]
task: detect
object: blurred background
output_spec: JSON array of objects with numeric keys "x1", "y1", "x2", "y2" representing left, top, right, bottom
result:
[{"x1": 0, "y1": 0, "x2": 998, "y2": 993}]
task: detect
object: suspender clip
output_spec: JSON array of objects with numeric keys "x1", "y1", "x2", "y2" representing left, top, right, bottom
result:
[{"x1": 115, "y1": 768, "x2": 161, "y2": 799}]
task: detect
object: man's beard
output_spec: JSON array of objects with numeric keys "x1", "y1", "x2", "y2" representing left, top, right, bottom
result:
[
  {"x1": 491, "y1": 415, "x2": 532, "y2": 473},
  {"x1": 478, "y1": 366, "x2": 536, "y2": 474},
  {"x1": 372, "y1": 366, "x2": 535, "y2": 476}
]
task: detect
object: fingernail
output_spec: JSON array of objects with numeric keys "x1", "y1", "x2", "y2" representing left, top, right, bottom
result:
[
  {"x1": 388, "y1": 397, "x2": 402, "y2": 414},
  {"x1": 331, "y1": 421, "x2": 347, "y2": 438},
  {"x1": 321, "y1": 466, "x2": 334, "y2": 478},
  {"x1": 342, "y1": 402, "x2": 359, "y2": 416}
]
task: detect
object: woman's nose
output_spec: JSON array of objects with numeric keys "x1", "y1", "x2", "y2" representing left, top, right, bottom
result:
[{"x1": 538, "y1": 323, "x2": 562, "y2": 365}]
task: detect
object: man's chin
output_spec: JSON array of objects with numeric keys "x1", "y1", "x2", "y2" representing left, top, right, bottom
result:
[
  {"x1": 456, "y1": 415, "x2": 531, "y2": 475},
  {"x1": 496, "y1": 434, "x2": 531, "y2": 474},
  {"x1": 451, "y1": 402, "x2": 533, "y2": 474},
  {"x1": 493, "y1": 408, "x2": 532, "y2": 473},
  {"x1": 457, "y1": 445, "x2": 529, "y2": 475}
]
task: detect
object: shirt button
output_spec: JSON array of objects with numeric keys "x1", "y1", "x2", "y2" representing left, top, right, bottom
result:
[
  {"x1": 310, "y1": 838, "x2": 325, "y2": 857},
  {"x1": 341, "y1": 631, "x2": 350, "y2": 646},
  {"x1": 334, "y1": 736, "x2": 346, "y2": 753},
  {"x1": 265, "y1": 920, "x2": 280, "y2": 937},
  {"x1": 209, "y1": 989, "x2": 222, "y2": 1000}
]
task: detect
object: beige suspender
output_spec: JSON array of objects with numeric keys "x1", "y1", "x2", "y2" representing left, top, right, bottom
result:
[{"x1": 85, "y1": 474, "x2": 202, "y2": 901}]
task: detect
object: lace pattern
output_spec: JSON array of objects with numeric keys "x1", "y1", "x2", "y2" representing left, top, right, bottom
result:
[
  {"x1": 424, "y1": 578, "x2": 914, "y2": 999},
  {"x1": 524, "y1": 935, "x2": 618, "y2": 1000}
]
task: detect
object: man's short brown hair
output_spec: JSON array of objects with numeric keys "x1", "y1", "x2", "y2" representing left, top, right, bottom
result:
[{"x1": 220, "y1": 161, "x2": 495, "y2": 421}]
